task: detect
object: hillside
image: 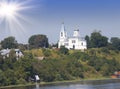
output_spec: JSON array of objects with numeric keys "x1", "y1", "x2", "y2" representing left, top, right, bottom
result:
[
  {"x1": 29, "y1": 48, "x2": 120, "y2": 62},
  {"x1": 26, "y1": 48, "x2": 120, "y2": 80},
  {"x1": 0, "y1": 48, "x2": 120, "y2": 86}
]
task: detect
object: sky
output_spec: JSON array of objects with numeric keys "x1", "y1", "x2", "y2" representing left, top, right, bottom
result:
[{"x1": 0, "y1": 0, "x2": 120, "y2": 44}]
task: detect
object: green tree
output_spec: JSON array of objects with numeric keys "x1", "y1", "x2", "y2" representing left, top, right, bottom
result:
[
  {"x1": 42, "y1": 49, "x2": 51, "y2": 57},
  {"x1": 0, "y1": 70, "x2": 5, "y2": 86},
  {"x1": 1, "y1": 36, "x2": 18, "y2": 49},
  {"x1": 28, "y1": 34, "x2": 49, "y2": 49},
  {"x1": 59, "y1": 46, "x2": 69, "y2": 55},
  {"x1": 4, "y1": 69, "x2": 17, "y2": 85},
  {"x1": 110, "y1": 37, "x2": 120, "y2": 50},
  {"x1": 18, "y1": 44, "x2": 28, "y2": 51},
  {"x1": 85, "y1": 35, "x2": 91, "y2": 48},
  {"x1": 90, "y1": 31, "x2": 108, "y2": 48}
]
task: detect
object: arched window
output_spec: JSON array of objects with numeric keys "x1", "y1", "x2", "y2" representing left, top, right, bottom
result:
[
  {"x1": 61, "y1": 32, "x2": 63, "y2": 37},
  {"x1": 81, "y1": 43, "x2": 83, "y2": 46},
  {"x1": 72, "y1": 40, "x2": 76, "y2": 43}
]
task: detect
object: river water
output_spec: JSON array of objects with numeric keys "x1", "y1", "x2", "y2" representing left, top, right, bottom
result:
[{"x1": 5, "y1": 79, "x2": 120, "y2": 89}]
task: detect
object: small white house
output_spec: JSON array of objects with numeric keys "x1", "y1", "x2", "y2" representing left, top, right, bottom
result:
[
  {"x1": 0, "y1": 49, "x2": 23, "y2": 59},
  {"x1": 58, "y1": 23, "x2": 87, "y2": 50}
]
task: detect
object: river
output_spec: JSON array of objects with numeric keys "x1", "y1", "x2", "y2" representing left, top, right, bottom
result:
[{"x1": 4, "y1": 79, "x2": 120, "y2": 89}]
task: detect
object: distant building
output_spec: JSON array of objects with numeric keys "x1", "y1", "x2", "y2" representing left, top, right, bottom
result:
[
  {"x1": 111, "y1": 71, "x2": 120, "y2": 78},
  {"x1": 58, "y1": 23, "x2": 87, "y2": 50},
  {"x1": 0, "y1": 49, "x2": 23, "y2": 59}
]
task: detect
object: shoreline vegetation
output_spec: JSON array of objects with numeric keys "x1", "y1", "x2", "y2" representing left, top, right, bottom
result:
[
  {"x1": 0, "y1": 48, "x2": 120, "y2": 88},
  {"x1": 1, "y1": 78, "x2": 120, "y2": 89}
]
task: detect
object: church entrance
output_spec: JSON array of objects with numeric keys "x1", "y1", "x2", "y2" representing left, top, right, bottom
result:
[{"x1": 73, "y1": 45, "x2": 75, "y2": 49}]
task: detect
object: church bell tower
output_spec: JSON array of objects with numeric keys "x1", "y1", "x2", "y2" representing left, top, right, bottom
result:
[
  {"x1": 59, "y1": 22, "x2": 67, "y2": 41},
  {"x1": 58, "y1": 22, "x2": 67, "y2": 48},
  {"x1": 73, "y1": 29, "x2": 80, "y2": 37}
]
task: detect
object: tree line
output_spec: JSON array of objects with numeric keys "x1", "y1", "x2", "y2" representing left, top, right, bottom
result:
[
  {"x1": 85, "y1": 31, "x2": 120, "y2": 51},
  {"x1": 0, "y1": 31, "x2": 120, "y2": 50},
  {"x1": 0, "y1": 34, "x2": 49, "y2": 50}
]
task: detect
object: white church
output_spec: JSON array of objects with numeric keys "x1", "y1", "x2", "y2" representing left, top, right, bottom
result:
[{"x1": 58, "y1": 23, "x2": 87, "y2": 50}]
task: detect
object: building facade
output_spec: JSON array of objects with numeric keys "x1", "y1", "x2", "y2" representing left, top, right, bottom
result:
[
  {"x1": 58, "y1": 23, "x2": 87, "y2": 50},
  {"x1": 0, "y1": 49, "x2": 23, "y2": 59}
]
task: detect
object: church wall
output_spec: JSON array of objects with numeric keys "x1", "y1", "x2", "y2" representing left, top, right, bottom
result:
[{"x1": 63, "y1": 38, "x2": 87, "y2": 50}]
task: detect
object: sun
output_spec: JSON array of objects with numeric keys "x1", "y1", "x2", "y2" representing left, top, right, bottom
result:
[
  {"x1": 0, "y1": 2, "x2": 19, "y2": 18},
  {"x1": 0, "y1": 2, "x2": 18, "y2": 17},
  {"x1": 0, "y1": 0, "x2": 33, "y2": 20},
  {"x1": 0, "y1": 0, "x2": 34, "y2": 43}
]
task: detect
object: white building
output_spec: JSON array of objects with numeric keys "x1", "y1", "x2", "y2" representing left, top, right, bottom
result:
[
  {"x1": 0, "y1": 49, "x2": 24, "y2": 59},
  {"x1": 58, "y1": 23, "x2": 87, "y2": 50}
]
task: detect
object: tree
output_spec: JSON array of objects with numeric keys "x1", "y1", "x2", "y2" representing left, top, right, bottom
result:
[
  {"x1": 59, "y1": 46, "x2": 69, "y2": 55},
  {"x1": 42, "y1": 48, "x2": 51, "y2": 57},
  {"x1": 110, "y1": 37, "x2": 120, "y2": 50},
  {"x1": 85, "y1": 35, "x2": 91, "y2": 48},
  {"x1": 0, "y1": 70, "x2": 5, "y2": 86},
  {"x1": 28, "y1": 34, "x2": 49, "y2": 49},
  {"x1": 1, "y1": 36, "x2": 18, "y2": 49},
  {"x1": 18, "y1": 44, "x2": 28, "y2": 51},
  {"x1": 90, "y1": 31, "x2": 108, "y2": 48}
]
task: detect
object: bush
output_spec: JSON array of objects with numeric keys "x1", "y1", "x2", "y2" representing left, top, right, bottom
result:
[
  {"x1": 42, "y1": 49, "x2": 51, "y2": 57},
  {"x1": 101, "y1": 47, "x2": 110, "y2": 54},
  {"x1": 59, "y1": 46, "x2": 69, "y2": 55}
]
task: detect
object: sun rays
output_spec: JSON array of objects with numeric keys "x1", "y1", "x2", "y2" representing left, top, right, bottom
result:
[{"x1": 0, "y1": 0, "x2": 33, "y2": 43}]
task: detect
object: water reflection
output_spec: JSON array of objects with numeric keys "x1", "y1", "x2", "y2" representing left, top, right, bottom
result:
[
  {"x1": 33, "y1": 83, "x2": 120, "y2": 89},
  {"x1": 3, "y1": 79, "x2": 120, "y2": 89},
  {"x1": 35, "y1": 83, "x2": 40, "y2": 89}
]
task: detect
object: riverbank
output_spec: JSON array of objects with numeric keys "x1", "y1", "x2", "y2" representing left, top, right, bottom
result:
[{"x1": 1, "y1": 78, "x2": 120, "y2": 89}]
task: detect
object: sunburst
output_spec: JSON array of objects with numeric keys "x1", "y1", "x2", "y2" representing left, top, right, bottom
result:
[
  {"x1": 0, "y1": 0, "x2": 33, "y2": 43},
  {"x1": 0, "y1": 3, "x2": 16, "y2": 17}
]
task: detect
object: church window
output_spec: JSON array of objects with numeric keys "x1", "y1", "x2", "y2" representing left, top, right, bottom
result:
[
  {"x1": 61, "y1": 32, "x2": 63, "y2": 37},
  {"x1": 81, "y1": 42, "x2": 83, "y2": 46},
  {"x1": 72, "y1": 40, "x2": 76, "y2": 43},
  {"x1": 65, "y1": 43, "x2": 69, "y2": 46}
]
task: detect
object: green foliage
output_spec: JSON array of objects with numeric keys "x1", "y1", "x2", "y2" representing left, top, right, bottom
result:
[
  {"x1": 1, "y1": 32, "x2": 120, "y2": 87},
  {"x1": 86, "y1": 31, "x2": 108, "y2": 48},
  {"x1": 110, "y1": 37, "x2": 120, "y2": 50},
  {"x1": 69, "y1": 51, "x2": 89, "y2": 62},
  {"x1": 0, "y1": 70, "x2": 5, "y2": 86},
  {"x1": 59, "y1": 46, "x2": 69, "y2": 55},
  {"x1": 101, "y1": 47, "x2": 110, "y2": 54},
  {"x1": 88, "y1": 56, "x2": 120, "y2": 76},
  {"x1": 90, "y1": 31, "x2": 108, "y2": 48},
  {"x1": 42, "y1": 48, "x2": 51, "y2": 57},
  {"x1": 85, "y1": 35, "x2": 91, "y2": 48},
  {"x1": 28, "y1": 34, "x2": 49, "y2": 49},
  {"x1": 17, "y1": 78, "x2": 27, "y2": 84},
  {"x1": 0, "y1": 48, "x2": 120, "y2": 87},
  {"x1": 1, "y1": 36, "x2": 18, "y2": 49},
  {"x1": 18, "y1": 44, "x2": 28, "y2": 51},
  {"x1": 0, "y1": 51, "x2": 36, "y2": 86},
  {"x1": 4, "y1": 69, "x2": 17, "y2": 85},
  {"x1": 88, "y1": 57, "x2": 106, "y2": 71}
]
